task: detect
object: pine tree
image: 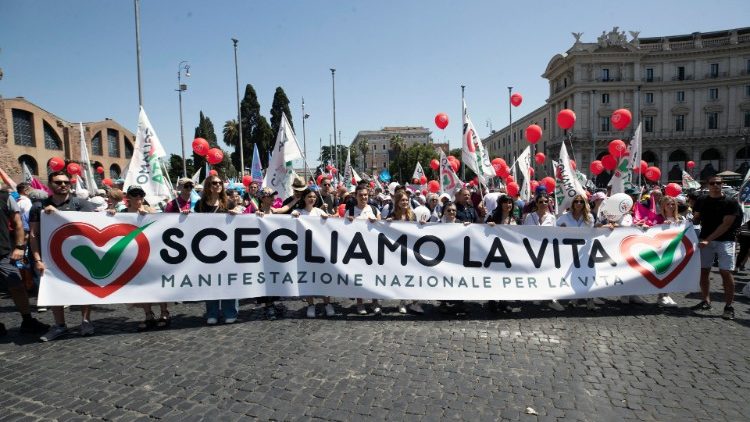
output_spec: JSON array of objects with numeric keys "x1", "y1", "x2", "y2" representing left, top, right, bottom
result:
[
  {"x1": 193, "y1": 111, "x2": 234, "y2": 179},
  {"x1": 240, "y1": 84, "x2": 274, "y2": 170},
  {"x1": 270, "y1": 87, "x2": 293, "y2": 138}
]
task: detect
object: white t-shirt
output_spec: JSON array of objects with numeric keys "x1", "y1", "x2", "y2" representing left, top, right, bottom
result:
[
  {"x1": 297, "y1": 207, "x2": 328, "y2": 217},
  {"x1": 556, "y1": 212, "x2": 594, "y2": 228},
  {"x1": 353, "y1": 205, "x2": 378, "y2": 220},
  {"x1": 483, "y1": 192, "x2": 501, "y2": 216},
  {"x1": 523, "y1": 212, "x2": 557, "y2": 226}
]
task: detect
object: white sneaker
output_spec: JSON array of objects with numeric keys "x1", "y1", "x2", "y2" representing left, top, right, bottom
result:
[
  {"x1": 661, "y1": 296, "x2": 677, "y2": 307},
  {"x1": 324, "y1": 303, "x2": 335, "y2": 317},
  {"x1": 398, "y1": 301, "x2": 407, "y2": 314},
  {"x1": 629, "y1": 295, "x2": 647, "y2": 305},
  {"x1": 306, "y1": 305, "x2": 316, "y2": 318},
  {"x1": 224, "y1": 317, "x2": 237, "y2": 324},
  {"x1": 657, "y1": 295, "x2": 669, "y2": 306},
  {"x1": 373, "y1": 305, "x2": 382, "y2": 315},
  {"x1": 409, "y1": 303, "x2": 425, "y2": 314},
  {"x1": 548, "y1": 300, "x2": 565, "y2": 311},
  {"x1": 356, "y1": 304, "x2": 367, "y2": 315},
  {"x1": 206, "y1": 317, "x2": 218, "y2": 325},
  {"x1": 80, "y1": 320, "x2": 95, "y2": 336}
]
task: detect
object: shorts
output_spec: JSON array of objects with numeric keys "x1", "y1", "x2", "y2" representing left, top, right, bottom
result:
[
  {"x1": 0, "y1": 255, "x2": 24, "y2": 288},
  {"x1": 699, "y1": 240, "x2": 736, "y2": 271}
]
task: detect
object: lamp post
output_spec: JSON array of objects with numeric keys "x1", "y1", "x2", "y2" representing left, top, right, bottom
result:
[
  {"x1": 330, "y1": 68, "x2": 337, "y2": 170},
  {"x1": 232, "y1": 38, "x2": 244, "y2": 176},
  {"x1": 302, "y1": 97, "x2": 310, "y2": 178},
  {"x1": 176, "y1": 61, "x2": 190, "y2": 178}
]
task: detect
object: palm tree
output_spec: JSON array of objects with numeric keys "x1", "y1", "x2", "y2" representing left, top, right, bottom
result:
[
  {"x1": 358, "y1": 139, "x2": 370, "y2": 173},
  {"x1": 222, "y1": 119, "x2": 239, "y2": 147},
  {"x1": 390, "y1": 135, "x2": 406, "y2": 182}
]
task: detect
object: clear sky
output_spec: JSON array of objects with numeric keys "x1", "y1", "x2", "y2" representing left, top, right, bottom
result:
[{"x1": 1, "y1": 0, "x2": 748, "y2": 164}]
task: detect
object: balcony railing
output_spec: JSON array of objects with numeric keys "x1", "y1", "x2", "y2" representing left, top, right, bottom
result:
[
  {"x1": 644, "y1": 76, "x2": 662, "y2": 82},
  {"x1": 671, "y1": 75, "x2": 694, "y2": 81},
  {"x1": 595, "y1": 77, "x2": 622, "y2": 82},
  {"x1": 705, "y1": 72, "x2": 728, "y2": 79}
]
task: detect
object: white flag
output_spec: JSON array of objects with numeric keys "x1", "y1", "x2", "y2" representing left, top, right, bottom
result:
[
  {"x1": 516, "y1": 146, "x2": 532, "y2": 201},
  {"x1": 607, "y1": 155, "x2": 631, "y2": 195},
  {"x1": 191, "y1": 167, "x2": 202, "y2": 185},
  {"x1": 738, "y1": 167, "x2": 750, "y2": 224},
  {"x1": 439, "y1": 148, "x2": 462, "y2": 200},
  {"x1": 461, "y1": 101, "x2": 495, "y2": 184},
  {"x1": 123, "y1": 107, "x2": 171, "y2": 201},
  {"x1": 79, "y1": 123, "x2": 99, "y2": 193},
  {"x1": 343, "y1": 148, "x2": 353, "y2": 190},
  {"x1": 263, "y1": 113, "x2": 304, "y2": 200},
  {"x1": 352, "y1": 168, "x2": 362, "y2": 184},
  {"x1": 412, "y1": 162, "x2": 425, "y2": 182},
  {"x1": 681, "y1": 171, "x2": 701, "y2": 190},
  {"x1": 554, "y1": 143, "x2": 587, "y2": 215},
  {"x1": 629, "y1": 122, "x2": 642, "y2": 172}
]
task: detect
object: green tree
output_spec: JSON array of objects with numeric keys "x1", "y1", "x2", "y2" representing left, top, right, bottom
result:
[
  {"x1": 389, "y1": 135, "x2": 406, "y2": 182},
  {"x1": 239, "y1": 84, "x2": 274, "y2": 170},
  {"x1": 222, "y1": 119, "x2": 239, "y2": 147},
  {"x1": 357, "y1": 139, "x2": 370, "y2": 173},
  {"x1": 319, "y1": 145, "x2": 349, "y2": 169},
  {"x1": 269, "y1": 87, "x2": 293, "y2": 140},
  {"x1": 193, "y1": 111, "x2": 235, "y2": 179},
  {"x1": 167, "y1": 153, "x2": 193, "y2": 182}
]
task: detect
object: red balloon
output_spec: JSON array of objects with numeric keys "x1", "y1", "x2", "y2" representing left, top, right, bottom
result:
[
  {"x1": 608, "y1": 139, "x2": 627, "y2": 158},
  {"x1": 644, "y1": 166, "x2": 661, "y2": 182},
  {"x1": 506, "y1": 175, "x2": 515, "y2": 184},
  {"x1": 569, "y1": 160, "x2": 577, "y2": 171},
  {"x1": 435, "y1": 113, "x2": 449, "y2": 130},
  {"x1": 590, "y1": 160, "x2": 604, "y2": 176},
  {"x1": 192, "y1": 138, "x2": 210, "y2": 156},
  {"x1": 428, "y1": 180, "x2": 440, "y2": 193},
  {"x1": 326, "y1": 165, "x2": 333, "y2": 171},
  {"x1": 450, "y1": 160, "x2": 459, "y2": 173},
  {"x1": 48, "y1": 156, "x2": 65, "y2": 172},
  {"x1": 541, "y1": 176, "x2": 555, "y2": 192},
  {"x1": 496, "y1": 165, "x2": 510, "y2": 178},
  {"x1": 421, "y1": 189, "x2": 428, "y2": 196},
  {"x1": 317, "y1": 175, "x2": 324, "y2": 185},
  {"x1": 96, "y1": 166, "x2": 104, "y2": 174},
  {"x1": 69, "y1": 176, "x2": 77, "y2": 184},
  {"x1": 529, "y1": 180, "x2": 540, "y2": 192},
  {"x1": 491, "y1": 157, "x2": 507, "y2": 167},
  {"x1": 633, "y1": 160, "x2": 648, "y2": 174},
  {"x1": 528, "y1": 167, "x2": 535, "y2": 178},
  {"x1": 369, "y1": 181, "x2": 375, "y2": 188},
  {"x1": 352, "y1": 177, "x2": 357, "y2": 185},
  {"x1": 525, "y1": 124, "x2": 542, "y2": 144},
  {"x1": 506, "y1": 182, "x2": 520, "y2": 197},
  {"x1": 331, "y1": 168, "x2": 338, "y2": 174},
  {"x1": 420, "y1": 175, "x2": 427, "y2": 185},
  {"x1": 102, "y1": 178, "x2": 113, "y2": 187},
  {"x1": 338, "y1": 204, "x2": 346, "y2": 217},
  {"x1": 510, "y1": 93, "x2": 523, "y2": 107},
  {"x1": 242, "y1": 175, "x2": 253, "y2": 186},
  {"x1": 665, "y1": 183, "x2": 682, "y2": 197},
  {"x1": 429, "y1": 159, "x2": 440, "y2": 170},
  {"x1": 556, "y1": 109, "x2": 576, "y2": 130},
  {"x1": 686, "y1": 160, "x2": 695, "y2": 170},
  {"x1": 207, "y1": 148, "x2": 224, "y2": 165},
  {"x1": 535, "y1": 152, "x2": 545, "y2": 165},
  {"x1": 66, "y1": 163, "x2": 81, "y2": 176},
  {"x1": 601, "y1": 154, "x2": 618, "y2": 171},
  {"x1": 412, "y1": 178, "x2": 420, "y2": 185},
  {"x1": 611, "y1": 108, "x2": 632, "y2": 131},
  {"x1": 209, "y1": 170, "x2": 218, "y2": 177}
]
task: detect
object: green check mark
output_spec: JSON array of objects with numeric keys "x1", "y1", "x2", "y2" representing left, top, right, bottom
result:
[
  {"x1": 638, "y1": 227, "x2": 689, "y2": 275},
  {"x1": 70, "y1": 222, "x2": 153, "y2": 280}
]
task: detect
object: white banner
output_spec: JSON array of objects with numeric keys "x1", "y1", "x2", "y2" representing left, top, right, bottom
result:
[{"x1": 39, "y1": 212, "x2": 700, "y2": 305}]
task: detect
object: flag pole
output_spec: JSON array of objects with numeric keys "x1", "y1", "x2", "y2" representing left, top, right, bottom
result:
[
  {"x1": 133, "y1": 0, "x2": 143, "y2": 108},
  {"x1": 461, "y1": 85, "x2": 466, "y2": 181}
]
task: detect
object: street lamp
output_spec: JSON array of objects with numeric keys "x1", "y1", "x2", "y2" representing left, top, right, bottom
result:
[
  {"x1": 176, "y1": 60, "x2": 190, "y2": 178},
  {"x1": 302, "y1": 98, "x2": 310, "y2": 178},
  {"x1": 232, "y1": 38, "x2": 244, "y2": 176},
  {"x1": 330, "y1": 68, "x2": 337, "y2": 170}
]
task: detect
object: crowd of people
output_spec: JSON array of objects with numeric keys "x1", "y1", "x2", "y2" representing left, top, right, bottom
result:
[{"x1": 0, "y1": 170, "x2": 746, "y2": 342}]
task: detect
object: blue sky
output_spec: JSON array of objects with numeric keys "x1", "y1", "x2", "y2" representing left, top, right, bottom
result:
[{"x1": 1, "y1": 0, "x2": 748, "y2": 164}]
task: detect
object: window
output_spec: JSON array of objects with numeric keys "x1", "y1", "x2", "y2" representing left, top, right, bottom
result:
[
  {"x1": 12, "y1": 109, "x2": 34, "y2": 146},
  {"x1": 746, "y1": 85, "x2": 750, "y2": 97},
  {"x1": 645, "y1": 92, "x2": 654, "y2": 104},
  {"x1": 707, "y1": 112, "x2": 719, "y2": 130},
  {"x1": 91, "y1": 132, "x2": 103, "y2": 155},
  {"x1": 109, "y1": 164, "x2": 121, "y2": 179},
  {"x1": 543, "y1": 118, "x2": 547, "y2": 130},
  {"x1": 382, "y1": 145, "x2": 385, "y2": 150},
  {"x1": 124, "y1": 137, "x2": 133, "y2": 159},
  {"x1": 601, "y1": 68, "x2": 610, "y2": 81},
  {"x1": 675, "y1": 115, "x2": 685, "y2": 132},
  {"x1": 18, "y1": 155, "x2": 38, "y2": 175},
  {"x1": 676, "y1": 91, "x2": 685, "y2": 102},
  {"x1": 107, "y1": 129, "x2": 120, "y2": 157},
  {"x1": 744, "y1": 111, "x2": 750, "y2": 128},
  {"x1": 373, "y1": 145, "x2": 376, "y2": 151},
  {"x1": 644, "y1": 116, "x2": 654, "y2": 133},
  {"x1": 710, "y1": 63, "x2": 719, "y2": 78},
  {"x1": 747, "y1": 59, "x2": 750, "y2": 73},
  {"x1": 709, "y1": 88, "x2": 719, "y2": 100},
  {"x1": 43, "y1": 122, "x2": 63, "y2": 150},
  {"x1": 600, "y1": 117, "x2": 610, "y2": 132},
  {"x1": 564, "y1": 100, "x2": 568, "y2": 109},
  {"x1": 646, "y1": 68, "x2": 654, "y2": 82},
  {"x1": 677, "y1": 66, "x2": 685, "y2": 80},
  {"x1": 601, "y1": 93, "x2": 610, "y2": 104}
]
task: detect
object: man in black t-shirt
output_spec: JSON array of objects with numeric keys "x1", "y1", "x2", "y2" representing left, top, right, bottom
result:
[
  {"x1": 29, "y1": 171, "x2": 95, "y2": 341},
  {"x1": 692, "y1": 175, "x2": 742, "y2": 320}
]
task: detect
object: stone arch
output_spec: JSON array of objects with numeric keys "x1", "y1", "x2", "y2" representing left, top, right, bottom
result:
[
  {"x1": 109, "y1": 164, "x2": 121, "y2": 179},
  {"x1": 642, "y1": 150, "x2": 659, "y2": 166},
  {"x1": 18, "y1": 155, "x2": 38, "y2": 175}
]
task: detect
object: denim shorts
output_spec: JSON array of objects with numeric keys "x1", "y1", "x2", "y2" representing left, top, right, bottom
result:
[
  {"x1": 0, "y1": 255, "x2": 23, "y2": 288},
  {"x1": 699, "y1": 240, "x2": 736, "y2": 271}
]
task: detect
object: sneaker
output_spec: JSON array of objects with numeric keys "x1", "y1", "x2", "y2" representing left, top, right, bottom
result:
[
  {"x1": 206, "y1": 317, "x2": 218, "y2": 325},
  {"x1": 661, "y1": 296, "x2": 677, "y2": 308},
  {"x1": 306, "y1": 305, "x2": 316, "y2": 318},
  {"x1": 40, "y1": 325, "x2": 68, "y2": 342},
  {"x1": 409, "y1": 303, "x2": 425, "y2": 314},
  {"x1": 722, "y1": 306, "x2": 735, "y2": 320},
  {"x1": 324, "y1": 303, "x2": 335, "y2": 317},
  {"x1": 373, "y1": 305, "x2": 382, "y2": 315},
  {"x1": 224, "y1": 317, "x2": 237, "y2": 324},
  {"x1": 36, "y1": 306, "x2": 47, "y2": 313},
  {"x1": 629, "y1": 295, "x2": 647, "y2": 305},
  {"x1": 657, "y1": 295, "x2": 669, "y2": 307},
  {"x1": 356, "y1": 304, "x2": 367, "y2": 315},
  {"x1": 265, "y1": 306, "x2": 277, "y2": 320},
  {"x1": 619, "y1": 296, "x2": 630, "y2": 304},
  {"x1": 592, "y1": 298, "x2": 605, "y2": 305},
  {"x1": 398, "y1": 302, "x2": 407, "y2": 314},
  {"x1": 79, "y1": 320, "x2": 95, "y2": 336},
  {"x1": 586, "y1": 299, "x2": 599, "y2": 311},
  {"x1": 691, "y1": 301, "x2": 712, "y2": 311},
  {"x1": 548, "y1": 300, "x2": 565, "y2": 311},
  {"x1": 19, "y1": 318, "x2": 49, "y2": 335}
]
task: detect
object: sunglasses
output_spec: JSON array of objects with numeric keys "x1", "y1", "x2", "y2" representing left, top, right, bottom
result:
[
  {"x1": 708, "y1": 181, "x2": 722, "y2": 186},
  {"x1": 182, "y1": 184, "x2": 194, "y2": 189},
  {"x1": 573, "y1": 200, "x2": 585, "y2": 204},
  {"x1": 52, "y1": 180, "x2": 70, "y2": 186},
  {"x1": 322, "y1": 183, "x2": 331, "y2": 187},
  {"x1": 210, "y1": 181, "x2": 223, "y2": 186}
]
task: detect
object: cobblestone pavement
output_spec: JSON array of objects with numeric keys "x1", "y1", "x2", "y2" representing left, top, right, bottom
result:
[{"x1": 1, "y1": 270, "x2": 749, "y2": 422}]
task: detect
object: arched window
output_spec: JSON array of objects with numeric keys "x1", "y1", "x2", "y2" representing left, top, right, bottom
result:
[
  {"x1": 109, "y1": 164, "x2": 121, "y2": 179},
  {"x1": 642, "y1": 151, "x2": 658, "y2": 166},
  {"x1": 124, "y1": 137, "x2": 134, "y2": 159},
  {"x1": 91, "y1": 132, "x2": 103, "y2": 156},
  {"x1": 668, "y1": 149, "x2": 688, "y2": 162},
  {"x1": 43, "y1": 122, "x2": 63, "y2": 150},
  {"x1": 12, "y1": 109, "x2": 35, "y2": 146},
  {"x1": 701, "y1": 148, "x2": 721, "y2": 160},
  {"x1": 93, "y1": 161, "x2": 104, "y2": 184},
  {"x1": 18, "y1": 155, "x2": 38, "y2": 175},
  {"x1": 107, "y1": 129, "x2": 120, "y2": 157},
  {"x1": 736, "y1": 147, "x2": 750, "y2": 161}
]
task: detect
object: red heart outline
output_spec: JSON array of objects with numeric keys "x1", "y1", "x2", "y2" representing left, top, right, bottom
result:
[
  {"x1": 619, "y1": 230, "x2": 694, "y2": 289},
  {"x1": 49, "y1": 223, "x2": 150, "y2": 299}
]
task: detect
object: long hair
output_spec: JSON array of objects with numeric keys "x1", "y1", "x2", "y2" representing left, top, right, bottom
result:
[
  {"x1": 571, "y1": 194, "x2": 592, "y2": 224},
  {"x1": 392, "y1": 190, "x2": 414, "y2": 221},
  {"x1": 530, "y1": 193, "x2": 550, "y2": 213},
  {"x1": 198, "y1": 176, "x2": 228, "y2": 212},
  {"x1": 659, "y1": 196, "x2": 680, "y2": 221},
  {"x1": 488, "y1": 194, "x2": 516, "y2": 224},
  {"x1": 297, "y1": 188, "x2": 316, "y2": 210}
]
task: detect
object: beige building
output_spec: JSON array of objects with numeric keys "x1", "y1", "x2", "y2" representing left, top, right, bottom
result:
[
  {"x1": 0, "y1": 97, "x2": 134, "y2": 184},
  {"x1": 351, "y1": 126, "x2": 433, "y2": 173},
  {"x1": 485, "y1": 27, "x2": 750, "y2": 183}
]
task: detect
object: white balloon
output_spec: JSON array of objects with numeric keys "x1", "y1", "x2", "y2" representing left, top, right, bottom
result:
[
  {"x1": 412, "y1": 205, "x2": 432, "y2": 222},
  {"x1": 600, "y1": 193, "x2": 633, "y2": 222}
]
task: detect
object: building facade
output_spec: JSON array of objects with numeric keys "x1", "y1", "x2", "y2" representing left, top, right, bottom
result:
[
  {"x1": 351, "y1": 126, "x2": 433, "y2": 173},
  {"x1": 0, "y1": 97, "x2": 135, "y2": 184},
  {"x1": 485, "y1": 27, "x2": 750, "y2": 182}
]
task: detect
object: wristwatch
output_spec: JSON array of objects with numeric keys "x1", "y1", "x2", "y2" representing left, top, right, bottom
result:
[{"x1": 14, "y1": 244, "x2": 25, "y2": 250}]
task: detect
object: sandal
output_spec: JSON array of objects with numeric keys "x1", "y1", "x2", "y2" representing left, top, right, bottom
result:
[
  {"x1": 156, "y1": 312, "x2": 171, "y2": 328},
  {"x1": 137, "y1": 312, "x2": 158, "y2": 332}
]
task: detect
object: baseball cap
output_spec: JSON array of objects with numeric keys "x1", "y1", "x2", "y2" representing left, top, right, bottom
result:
[
  {"x1": 127, "y1": 185, "x2": 146, "y2": 196},
  {"x1": 177, "y1": 177, "x2": 193, "y2": 187}
]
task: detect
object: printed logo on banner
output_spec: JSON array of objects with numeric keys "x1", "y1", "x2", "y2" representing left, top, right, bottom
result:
[
  {"x1": 49, "y1": 222, "x2": 152, "y2": 298},
  {"x1": 619, "y1": 228, "x2": 693, "y2": 289}
]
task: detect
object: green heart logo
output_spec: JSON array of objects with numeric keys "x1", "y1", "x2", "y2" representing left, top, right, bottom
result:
[{"x1": 619, "y1": 228, "x2": 694, "y2": 289}]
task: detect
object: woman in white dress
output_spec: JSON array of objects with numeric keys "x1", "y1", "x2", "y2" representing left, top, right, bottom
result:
[{"x1": 523, "y1": 194, "x2": 564, "y2": 311}]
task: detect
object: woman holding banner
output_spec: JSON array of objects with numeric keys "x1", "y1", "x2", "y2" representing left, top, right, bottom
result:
[
  {"x1": 195, "y1": 176, "x2": 240, "y2": 325},
  {"x1": 292, "y1": 188, "x2": 335, "y2": 318},
  {"x1": 348, "y1": 184, "x2": 382, "y2": 315},
  {"x1": 654, "y1": 196, "x2": 683, "y2": 307},
  {"x1": 524, "y1": 193, "x2": 565, "y2": 311},
  {"x1": 387, "y1": 191, "x2": 425, "y2": 315},
  {"x1": 486, "y1": 195, "x2": 518, "y2": 314},
  {"x1": 253, "y1": 187, "x2": 285, "y2": 320}
]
